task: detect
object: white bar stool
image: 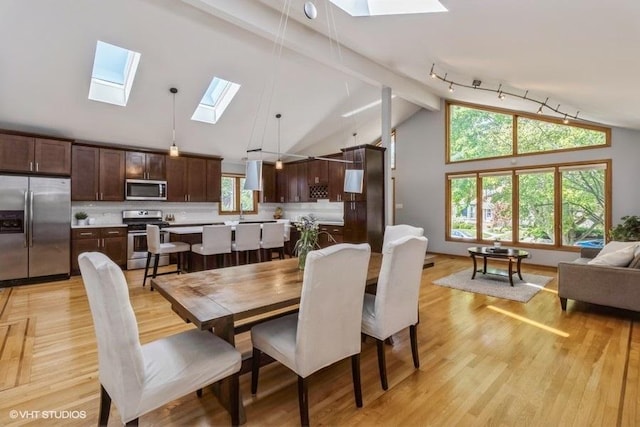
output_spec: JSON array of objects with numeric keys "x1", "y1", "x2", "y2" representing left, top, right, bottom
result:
[
  {"x1": 143, "y1": 224, "x2": 191, "y2": 289},
  {"x1": 231, "y1": 223, "x2": 261, "y2": 265},
  {"x1": 191, "y1": 225, "x2": 232, "y2": 269}
]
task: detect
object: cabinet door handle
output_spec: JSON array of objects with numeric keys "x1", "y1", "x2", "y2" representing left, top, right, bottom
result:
[
  {"x1": 29, "y1": 161, "x2": 33, "y2": 171},
  {"x1": 95, "y1": 193, "x2": 99, "y2": 201},
  {"x1": 80, "y1": 232, "x2": 93, "y2": 236},
  {"x1": 107, "y1": 231, "x2": 119, "y2": 234},
  {"x1": 100, "y1": 192, "x2": 104, "y2": 200},
  {"x1": 35, "y1": 162, "x2": 39, "y2": 172}
]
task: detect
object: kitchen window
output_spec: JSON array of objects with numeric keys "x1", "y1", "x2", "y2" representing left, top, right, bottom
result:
[{"x1": 219, "y1": 174, "x2": 257, "y2": 215}]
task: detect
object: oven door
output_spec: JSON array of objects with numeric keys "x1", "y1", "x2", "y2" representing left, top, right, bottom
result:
[{"x1": 127, "y1": 231, "x2": 170, "y2": 270}]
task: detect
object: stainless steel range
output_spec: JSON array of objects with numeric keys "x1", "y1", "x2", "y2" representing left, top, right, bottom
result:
[{"x1": 123, "y1": 210, "x2": 170, "y2": 270}]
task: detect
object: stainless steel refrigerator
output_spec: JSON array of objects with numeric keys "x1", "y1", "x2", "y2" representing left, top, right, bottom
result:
[{"x1": 0, "y1": 175, "x2": 70, "y2": 285}]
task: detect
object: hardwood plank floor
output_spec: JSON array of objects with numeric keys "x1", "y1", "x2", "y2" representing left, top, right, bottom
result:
[{"x1": 0, "y1": 254, "x2": 639, "y2": 426}]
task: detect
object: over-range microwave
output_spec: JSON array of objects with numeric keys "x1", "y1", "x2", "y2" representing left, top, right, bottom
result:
[{"x1": 125, "y1": 179, "x2": 167, "y2": 201}]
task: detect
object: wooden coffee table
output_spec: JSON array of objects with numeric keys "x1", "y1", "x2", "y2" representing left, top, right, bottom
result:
[{"x1": 468, "y1": 246, "x2": 529, "y2": 287}]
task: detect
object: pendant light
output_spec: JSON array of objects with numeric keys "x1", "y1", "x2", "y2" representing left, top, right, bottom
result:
[
  {"x1": 344, "y1": 132, "x2": 364, "y2": 193},
  {"x1": 169, "y1": 87, "x2": 179, "y2": 157},
  {"x1": 275, "y1": 113, "x2": 283, "y2": 170}
]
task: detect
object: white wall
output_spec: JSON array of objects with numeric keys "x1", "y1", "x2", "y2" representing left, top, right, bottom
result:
[{"x1": 394, "y1": 102, "x2": 640, "y2": 266}]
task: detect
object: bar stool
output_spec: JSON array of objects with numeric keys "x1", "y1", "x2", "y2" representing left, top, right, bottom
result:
[
  {"x1": 260, "y1": 222, "x2": 285, "y2": 261},
  {"x1": 231, "y1": 223, "x2": 261, "y2": 265},
  {"x1": 191, "y1": 225, "x2": 232, "y2": 270},
  {"x1": 143, "y1": 224, "x2": 191, "y2": 289}
]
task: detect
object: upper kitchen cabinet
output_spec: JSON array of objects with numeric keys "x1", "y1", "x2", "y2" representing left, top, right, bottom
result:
[
  {"x1": 327, "y1": 153, "x2": 345, "y2": 202},
  {"x1": 307, "y1": 159, "x2": 328, "y2": 185},
  {"x1": 261, "y1": 163, "x2": 276, "y2": 203},
  {"x1": 71, "y1": 145, "x2": 125, "y2": 201},
  {"x1": 206, "y1": 158, "x2": 222, "y2": 202},
  {"x1": 125, "y1": 151, "x2": 166, "y2": 180},
  {"x1": 0, "y1": 133, "x2": 71, "y2": 175},
  {"x1": 166, "y1": 156, "x2": 211, "y2": 202},
  {"x1": 287, "y1": 161, "x2": 309, "y2": 202},
  {"x1": 276, "y1": 166, "x2": 288, "y2": 203}
]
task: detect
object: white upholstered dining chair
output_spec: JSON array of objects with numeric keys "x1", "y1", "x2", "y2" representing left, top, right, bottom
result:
[
  {"x1": 260, "y1": 222, "x2": 285, "y2": 261},
  {"x1": 361, "y1": 235, "x2": 428, "y2": 390},
  {"x1": 142, "y1": 224, "x2": 190, "y2": 288},
  {"x1": 231, "y1": 223, "x2": 261, "y2": 265},
  {"x1": 78, "y1": 252, "x2": 242, "y2": 426},
  {"x1": 381, "y1": 224, "x2": 424, "y2": 252},
  {"x1": 250, "y1": 243, "x2": 372, "y2": 426},
  {"x1": 191, "y1": 225, "x2": 232, "y2": 269}
]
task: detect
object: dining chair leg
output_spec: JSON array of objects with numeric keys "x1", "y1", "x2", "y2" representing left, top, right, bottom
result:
[
  {"x1": 125, "y1": 419, "x2": 139, "y2": 426},
  {"x1": 177, "y1": 252, "x2": 182, "y2": 274},
  {"x1": 251, "y1": 348, "x2": 261, "y2": 394},
  {"x1": 99, "y1": 384, "x2": 111, "y2": 426},
  {"x1": 235, "y1": 251, "x2": 240, "y2": 266},
  {"x1": 196, "y1": 388, "x2": 203, "y2": 397},
  {"x1": 298, "y1": 375, "x2": 310, "y2": 427},
  {"x1": 376, "y1": 338, "x2": 388, "y2": 390},
  {"x1": 410, "y1": 324, "x2": 420, "y2": 368},
  {"x1": 142, "y1": 252, "x2": 152, "y2": 287},
  {"x1": 230, "y1": 372, "x2": 240, "y2": 426},
  {"x1": 203, "y1": 254, "x2": 208, "y2": 270},
  {"x1": 351, "y1": 353, "x2": 363, "y2": 408}
]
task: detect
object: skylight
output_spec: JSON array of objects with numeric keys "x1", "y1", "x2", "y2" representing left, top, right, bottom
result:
[
  {"x1": 329, "y1": 0, "x2": 447, "y2": 17},
  {"x1": 88, "y1": 41, "x2": 141, "y2": 106},
  {"x1": 191, "y1": 77, "x2": 241, "y2": 125}
]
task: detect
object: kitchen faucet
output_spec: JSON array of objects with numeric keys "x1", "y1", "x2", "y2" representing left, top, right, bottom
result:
[{"x1": 239, "y1": 207, "x2": 244, "y2": 221}]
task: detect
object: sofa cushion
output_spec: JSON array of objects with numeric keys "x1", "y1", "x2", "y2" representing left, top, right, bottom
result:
[{"x1": 588, "y1": 244, "x2": 637, "y2": 267}]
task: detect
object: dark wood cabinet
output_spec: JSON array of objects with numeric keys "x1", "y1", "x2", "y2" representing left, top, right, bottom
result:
[
  {"x1": 206, "y1": 158, "x2": 222, "y2": 202},
  {"x1": 307, "y1": 159, "x2": 328, "y2": 185},
  {"x1": 99, "y1": 149, "x2": 126, "y2": 201},
  {"x1": 125, "y1": 151, "x2": 166, "y2": 180},
  {"x1": 342, "y1": 145, "x2": 385, "y2": 252},
  {"x1": 72, "y1": 145, "x2": 124, "y2": 201},
  {"x1": 318, "y1": 224, "x2": 344, "y2": 247},
  {"x1": 276, "y1": 167, "x2": 288, "y2": 203},
  {"x1": 71, "y1": 227, "x2": 127, "y2": 274},
  {"x1": 328, "y1": 154, "x2": 345, "y2": 202},
  {"x1": 261, "y1": 163, "x2": 277, "y2": 203},
  {"x1": 166, "y1": 156, "x2": 210, "y2": 202},
  {"x1": 286, "y1": 161, "x2": 309, "y2": 202},
  {"x1": 0, "y1": 134, "x2": 71, "y2": 175}
]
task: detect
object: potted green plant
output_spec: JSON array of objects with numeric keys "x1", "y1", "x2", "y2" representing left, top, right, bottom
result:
[
  {"x1": 74, "y1": 211, "x2": 89, "y2": 226},
  {"x1": 609, "y1": 215, "x2": 640, "y2": 241},
  {"x1": 293, "y1": 214, "x2": 335, "y2": 270}
]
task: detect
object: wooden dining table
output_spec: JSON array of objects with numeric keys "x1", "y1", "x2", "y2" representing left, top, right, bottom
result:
[{"x1": 150, "y1": 252, "x2": 434, "y2": 423}]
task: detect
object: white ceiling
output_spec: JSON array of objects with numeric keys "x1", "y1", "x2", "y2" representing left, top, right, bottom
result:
[{"x1": 1, "y1": 0, "x2": 638, "y2": 165}]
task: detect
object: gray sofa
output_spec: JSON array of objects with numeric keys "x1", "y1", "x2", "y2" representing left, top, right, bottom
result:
[{"x1": 558, "y1": 247, "x2": 640, "y2": 311}]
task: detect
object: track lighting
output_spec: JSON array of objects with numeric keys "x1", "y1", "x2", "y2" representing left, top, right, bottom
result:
[{"x1": 428, "y1": 63, "x2": 584, "y2": 123}]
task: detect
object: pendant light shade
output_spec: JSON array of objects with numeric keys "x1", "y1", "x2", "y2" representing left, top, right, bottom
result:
[
  {"x1": 344, "y1": 132, "x2": 364, "y2": 193},
  {"x1": 244, "y1": 159, "x2": 263, "y2": 191},
  {"x1": 169, "y1": 87, "x2": 179, "y2": 157},
  {"x1": 344, "y1": 169, "x2": 364, "y2": 193}
]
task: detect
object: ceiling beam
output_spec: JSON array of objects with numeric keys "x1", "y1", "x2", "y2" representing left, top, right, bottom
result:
[{"x1": 181, "y1": 0, "x2": 441, "y2": 111}]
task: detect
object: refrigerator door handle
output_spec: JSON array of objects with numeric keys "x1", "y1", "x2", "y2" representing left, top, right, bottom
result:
[
  {"x1": 24, "y1": 190, "x2": 29, "y2": 247},
  {"x1": 29, "y1": 190, "x2": 34, "y2": 247}
]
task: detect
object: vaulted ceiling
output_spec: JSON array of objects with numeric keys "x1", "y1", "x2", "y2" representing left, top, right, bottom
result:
[{"x1": 1, "y1": 0, "x2": 638, "y2": 165}]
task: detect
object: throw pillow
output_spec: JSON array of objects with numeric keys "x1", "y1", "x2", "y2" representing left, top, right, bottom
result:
[
  {"x1": 629, "y1": 254, "x2": 640, "y2": 269},
  {"x1": 588, "y1": 245, "x2": 637, "y2": 267},
  {"x1": 598, "y1": 241, "x2": 639, "y2": 256}
]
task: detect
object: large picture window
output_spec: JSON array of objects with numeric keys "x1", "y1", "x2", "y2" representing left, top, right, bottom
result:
[
  {"x1": 447, "y1": 102, "x2": 610, "y2": 163},
  {"x1": 220, "y1": 174, "x2": 257, "y2": 215},
  {"x1": 446, "y1": 161, "x2": 610, "y2": 250}
]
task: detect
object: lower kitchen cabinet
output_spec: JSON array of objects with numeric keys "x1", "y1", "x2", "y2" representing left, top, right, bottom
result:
[
  {"x1": 319, "y1": 224, "x2": 343, "y2": 247},
  {"x1": 71, "y1": 227, "x2": 127, "y2": 274}
]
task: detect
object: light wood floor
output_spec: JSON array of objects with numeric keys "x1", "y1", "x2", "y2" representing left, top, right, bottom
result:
[{"x1": 1, "y1": 254, "x2": 640, "y2": 426}]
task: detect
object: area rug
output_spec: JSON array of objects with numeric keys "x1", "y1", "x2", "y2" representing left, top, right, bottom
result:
[{"x1": 432, "y1": 269, "x2": 554, "y2": 303}]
